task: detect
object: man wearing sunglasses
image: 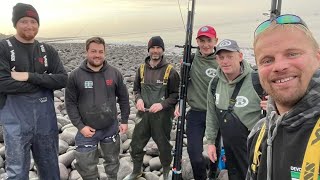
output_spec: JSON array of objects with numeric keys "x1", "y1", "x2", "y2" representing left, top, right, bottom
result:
[{"x1": 247, "y1": 14, "x2": 320, "y2": 180}]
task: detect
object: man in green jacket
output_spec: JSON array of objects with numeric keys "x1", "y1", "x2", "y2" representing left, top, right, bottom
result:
[{"x1": 206, "y1": 39, "x2": 264, "y2": 180}]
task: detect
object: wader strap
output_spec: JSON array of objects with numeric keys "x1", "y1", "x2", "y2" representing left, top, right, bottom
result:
[
  {"x1": 228, "y1": 77, "x2": 245, "y2": 111},
  {"x1": 300, "y1": 117, "x2": 320, "y2": 180},
  {"x1": 251, "y1": 122, "x2": 266, "y2": 173},
  {"x1": 6, "y1": 39, "x2": 48, "y2": 72},
  {"x1": 140, "y1": 64, "x2": 145, "y2": 84},
  {"x1": 163, "y1": 64, "x2": 173, "y2": 85}
]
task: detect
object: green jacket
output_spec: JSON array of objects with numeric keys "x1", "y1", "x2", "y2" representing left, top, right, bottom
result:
[
  {"x1": 205, "y1": 60, "x2": 262, "y2": 144},
  {"x1": 187, "y1": 49, "x2": 219, "y2": 111}
]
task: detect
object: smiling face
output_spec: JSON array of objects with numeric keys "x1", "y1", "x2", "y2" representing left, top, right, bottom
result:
[
  {"x1": 254, "y1": 25, "x2": 320, "y2": 113},
  {"x1": 86, "y1": 42, "x2": 105, "y2": 70},
  {"x1": 15, "y1": 17, "x2": 38, "y2": 42},
  {"x1": 216, "y1": 50, "x2": 243, "y2": 81},
  {"x1": 196, "y1": 36, "x2": 218, "y2": 56}
]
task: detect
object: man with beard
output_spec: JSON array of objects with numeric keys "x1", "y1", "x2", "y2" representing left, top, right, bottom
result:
[
  {"x1": 246, "y1": 14, "x2": 320, "y2": 180},
  {"x1": 65, "y1": 37, "x2": 130, "y2": 180},
  {"x1": 124, "y1": 36, "x2": 180, "y2": 180},
  {"x1": 0, "y1": 3, "x2": 68, "y2": 179}
]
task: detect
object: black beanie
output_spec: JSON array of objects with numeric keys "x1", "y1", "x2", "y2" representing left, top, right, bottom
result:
[
  {"x1": 148, "y1": 36, "x2": 165, "y2": 52},
  {"x1": 12, "y1": 3, "x2": 39, "y2": 27}
]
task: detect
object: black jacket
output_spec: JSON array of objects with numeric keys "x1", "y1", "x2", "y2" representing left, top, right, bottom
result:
[
  {"x1": 0, "y1": 36, "x2": 68, "y2": 108},
  {"x1": 65, "y1": 60, "x2": 130, "y2": 131}
]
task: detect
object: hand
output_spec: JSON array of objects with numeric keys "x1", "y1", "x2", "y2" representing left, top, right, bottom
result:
[
  {"x1": 260, "y1": 95, "x2": 268, "y2": 111},
  {"x1": 11, "y1": 72, "x2": 29, "y2": 81},
  {"x1": 119, "y1": 123, "x2": 128, "y2": 134},
  {"x1": 208, "y1": 144, "x2": 217, "y2": 163},
  {"x1": 174, "y1": 105, "x2": 180, "y2": 119},
  {"x1": 136, "y1": 99, "x2": 145, "y2": 112},
  {"x1": 80, "y1": 126, "x2": 96, "y2": 138},
  {"x1": 149, "y1": 103, "x2": 163, "y2": 113}
]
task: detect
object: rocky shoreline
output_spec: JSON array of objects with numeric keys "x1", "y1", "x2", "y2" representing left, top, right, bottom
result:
[{"x1": 0, "y1": 42, "x2": 254, "y2": 180}]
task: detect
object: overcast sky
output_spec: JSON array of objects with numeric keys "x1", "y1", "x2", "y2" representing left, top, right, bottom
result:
[{"x1": 0, "y1": 0, "x2": 319, "y2": 47}]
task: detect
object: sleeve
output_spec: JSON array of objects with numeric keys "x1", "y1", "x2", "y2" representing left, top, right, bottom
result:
[
  {"x1": 27, "y1": 44, "x2": 68, "y2": 90},
  {"x1": 133, "y1": 66, "x2": 142, "y2": 103},
  {"x1": 64, "y1": 72, "x2": 85, "y2": 130},
  {"x1": 115, "y1": 71, "x2": 130, "y2": 124},
  {"x1": 205, "y1": 79, "x2": 220, "y2": 145},
  {"x1": 0, "y1": 41, "x2": 40, "y2": 94},
  {"x1": 160, "y1": 67, "x2": 180, "y2": 109}
]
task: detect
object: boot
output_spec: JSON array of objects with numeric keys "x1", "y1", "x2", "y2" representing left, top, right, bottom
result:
[
  {"x1": 123, "y1": 161, "x2": 143, "y2": 180},
  {"x1": 162, "y1": 166, "x2": 172, "y2": 180}
]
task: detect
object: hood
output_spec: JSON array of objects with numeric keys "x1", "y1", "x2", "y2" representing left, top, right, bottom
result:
[
  {"x1": 79, "y1": 59, "x2": 108, "y2": 73},
  {"x1": 216, "y1": 59, "x2": 252, "y2": 85},
  {"x1": 144, "y1": 55, "x2": 169, "y2": 69}
]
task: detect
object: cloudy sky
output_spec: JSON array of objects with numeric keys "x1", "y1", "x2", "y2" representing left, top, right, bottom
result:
[{"x1": 0, "y1": 0, "x2": 319, "y2": 47}]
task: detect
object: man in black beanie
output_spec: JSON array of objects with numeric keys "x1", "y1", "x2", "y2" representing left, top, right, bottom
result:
[
  {"x1": 124, "y1": 36, "x2": 180, "y2": 180},
  {"x1": 0, "y1": 3, "x2": 67, "y2": 179}
]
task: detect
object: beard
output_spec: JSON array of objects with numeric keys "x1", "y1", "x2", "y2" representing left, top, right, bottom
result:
[
  {"x1": 88, "y1": 59, "x2": 104, "y2": 67},
  {"x1": 151, "y1": 54, "x2": 162, "y2": 61}
]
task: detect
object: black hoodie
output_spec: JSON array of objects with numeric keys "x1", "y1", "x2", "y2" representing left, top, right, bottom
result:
[{"x1": 65, "y1": 60, "x2": 130, "y2": 131}]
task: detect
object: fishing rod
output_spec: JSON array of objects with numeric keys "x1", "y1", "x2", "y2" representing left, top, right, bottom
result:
[
  {"x1": 172, "y1": 0, "x2": 196, "y2": 179},
  {"x1": 270, "y1": 0, "x2": 282, "y2": 19}
]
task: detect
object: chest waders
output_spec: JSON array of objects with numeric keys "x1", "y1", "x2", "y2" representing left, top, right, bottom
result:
[
  {"x1": 251, "y1": 117, "x2": 320, "y2": 180},
  {"x1": 125, "y1": 64, "x2": 174, "y2": 180},
  {"x1": 215, "y1": 78, "x2": 249, "y2": 180},
  {"x1": 0, "y1": 40, "x2": 59, "y2": 180}
]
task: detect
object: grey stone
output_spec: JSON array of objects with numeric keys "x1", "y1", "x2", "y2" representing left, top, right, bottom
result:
[
  {"x1": 149, "y1": 157, "x2": 161, "y2": 171},
  {"x1": 59, "y1": 163, "x2": 69, "y2": 180}
]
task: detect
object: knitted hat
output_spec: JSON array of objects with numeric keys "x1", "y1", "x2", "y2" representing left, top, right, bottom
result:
[
  {"x1": 12, "y1": 3, "x2": 39, "y2": 27},
  {"x1": 148, "y1": 36, "x2": 165, "y2": 52}
]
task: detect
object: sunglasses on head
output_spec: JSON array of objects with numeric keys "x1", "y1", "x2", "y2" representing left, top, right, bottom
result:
[{"x1": 254, "y1": 14, "x2": 308, "y2": 37}]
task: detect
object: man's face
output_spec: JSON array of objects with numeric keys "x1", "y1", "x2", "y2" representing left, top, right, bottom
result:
[
  {"x1": 196, "y1": 36, "x2": 217, "y2": 56},
  {"x1": 255, "y1": 26, "x2": 320, "y2": 113},
  {"x1": 149, "y1": 46, "x2": 163, "y2": 61},
  {"x1": 15, "y1": 17, "x2": 38, "y2": 41},
  {"x1": 216, "y1": 50, "x2": 243, "y2": 77},
  {"x1": 86, "y1": 42, "x2": 105, "y2": 67}
]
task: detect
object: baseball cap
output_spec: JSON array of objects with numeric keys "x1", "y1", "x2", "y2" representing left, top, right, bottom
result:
[
  {"x1": 197, "y1": 25, "x2": 217, "y2": 38},
  {"x1": 215, "y1": 39, "x2": 240, "y2": 54}
]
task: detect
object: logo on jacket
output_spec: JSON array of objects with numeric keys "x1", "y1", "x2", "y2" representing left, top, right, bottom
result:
[
  {"x1": 106, "y1": 79, "x2": 113, "y2": 86},
  {"x1": 206, "y1": 68, "x2": 216, "y2": 78},
  {"x1": 84, "y1": 81, "x2": 93, "y2": 88},
  {"x1": 235, "y1": 96, "x2": 249, "y2": 107},
  {"x1": 39, "y1": 97, "x2": 47, "y2": 103}
]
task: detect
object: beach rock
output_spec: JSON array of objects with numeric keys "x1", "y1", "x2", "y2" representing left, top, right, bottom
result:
[
  {"x1": 59, "y1": 163, "x2": 69, "y2": 180},
  {"x1": 144, "y1": 172, "x2": 159, "y2": 180}
]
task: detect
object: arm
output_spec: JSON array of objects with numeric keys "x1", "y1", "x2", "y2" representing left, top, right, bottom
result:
[
  {"x1": 27, "y1": 45, "x2": 68, "y2": 90},
  {"x1": 0, "y1": 42, "x2": 39, "y2": 94},
  {"x1": 64, "y1": 72, "x2": 85, "y2": 131},
  {"x1": 115, "y1": 72, "x2": 130, "y2": 124},
  {"x1": 133, "y1": 66, "x2": 142, "y2": 102},
  {"x1": 205, "y1": 80, "x2": 220, "y2": 162},
  {"x1": 160, "y1": 68, "x2": 180, "y2": 109}
]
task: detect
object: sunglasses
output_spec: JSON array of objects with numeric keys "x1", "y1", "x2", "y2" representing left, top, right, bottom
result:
[{"x1": 254, "y1": 14, "x2": 308, "y2": 36}]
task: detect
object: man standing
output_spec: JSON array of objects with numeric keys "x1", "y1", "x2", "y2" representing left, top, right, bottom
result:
[
  {"x1": 174, "y1": 25, "x2": 220, "y2": 180},
  {"x1": 65, "y1": 37, "x2": 130, "y2": 180},
  {"x1": 246, "y1": 14, "x2": 320, "y2": 180},
  {"x1": 124, "y1": 36, "x2": 180, "y2": 180},
  {"x1": 206, "y1": 39, "x2": 264, "y2": 180},
  {"x1": 0, "y1": 3, "x2": 67, "y2": 179}
]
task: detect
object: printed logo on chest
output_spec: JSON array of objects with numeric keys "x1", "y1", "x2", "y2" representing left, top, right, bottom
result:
[
  {"x1": 205, "y1": 68, "x2": 216, "y2": 78},
  {"x1": 84, "y1": 81, "x2": 93, "y2": 88}
]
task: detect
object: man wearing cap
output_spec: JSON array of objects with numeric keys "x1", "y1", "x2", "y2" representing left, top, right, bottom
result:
[
  {"x1": 174, "y1": 25, "x2": 220, "y2": 180},
  {"x1": 205, "y1": 39, "x2": 264, "y2": 180},
  {"x1": 124, "y1": 36, "x2": 180, "y2": 180},
  {"x1": 0, "y1": 3, "x2": 67, "y2": 179}
]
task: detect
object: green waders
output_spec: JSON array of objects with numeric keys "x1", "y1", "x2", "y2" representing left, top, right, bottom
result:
[{"x1": 125, "y1": 65, "x2": 173, "y2": 180}]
